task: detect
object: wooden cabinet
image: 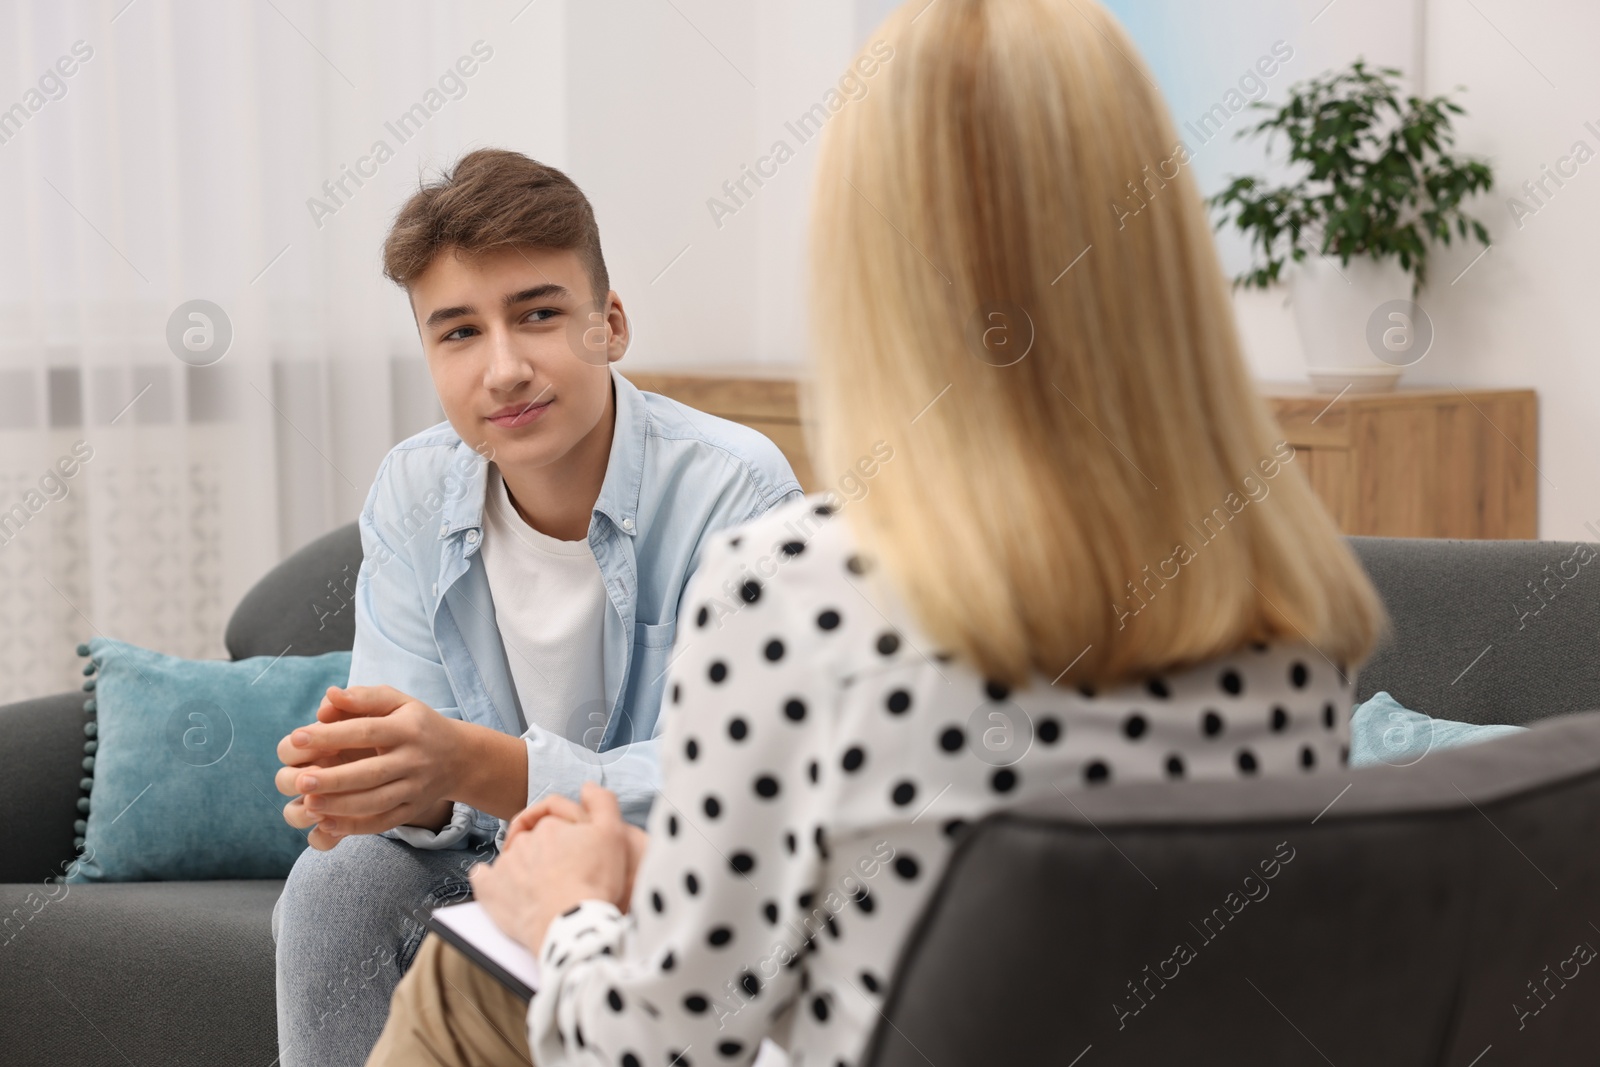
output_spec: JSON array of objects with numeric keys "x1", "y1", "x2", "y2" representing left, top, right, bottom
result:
[
  {"x1": 1262, "y1": 384, "x2": 1538, "y2": 539},
  {"x1": 624, "y1": 366, "x2": 816, "y2": 491},
  {"x1": 622, "y1": 367, "x2": 1539, "y2": 540}
]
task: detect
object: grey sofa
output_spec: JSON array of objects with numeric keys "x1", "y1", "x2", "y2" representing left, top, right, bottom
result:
[{"x1": 3, "y1": 528, "x2": 1598, "y2": 1066}]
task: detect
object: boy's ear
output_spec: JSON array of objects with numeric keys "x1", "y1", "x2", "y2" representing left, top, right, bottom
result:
[
  {"x1": 570, "y1": 290, "x2": 628, "y2": 367},
  {"x1": 603, "y1": 291, "x2": 630, "y2": 365}
]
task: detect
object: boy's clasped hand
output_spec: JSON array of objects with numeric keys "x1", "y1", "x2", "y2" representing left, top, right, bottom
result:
[{"x1": 274, "y1": 684, "x2": 468, "y2": 850}]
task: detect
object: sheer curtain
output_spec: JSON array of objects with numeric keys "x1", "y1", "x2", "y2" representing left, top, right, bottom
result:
[{"x1": 0, "y1": 0, "x2": 566, "y2": 703}]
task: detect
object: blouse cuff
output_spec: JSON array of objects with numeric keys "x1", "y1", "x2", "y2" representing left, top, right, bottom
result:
[{"x1": 526, "y1": 900, "x2": 627, "y2": 1066}]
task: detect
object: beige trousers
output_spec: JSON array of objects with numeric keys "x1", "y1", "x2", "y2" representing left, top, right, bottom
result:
[{"x1": 365, "y1": 934, "x2": 535, "y2": 1067}]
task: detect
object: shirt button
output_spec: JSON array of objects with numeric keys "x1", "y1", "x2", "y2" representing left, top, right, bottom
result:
[
  {"x1": 622, "y1": 518, "x2": 635, "y2": 532},
  {"x1": 466, "y1": 529, "x2": 480, "y2": 544},
  {"x1": 439, "y1": 523, "x2": 448, "y2": 537},
  {"x1": 432, "y1": 583, "x2": 439, "y2": 598}
]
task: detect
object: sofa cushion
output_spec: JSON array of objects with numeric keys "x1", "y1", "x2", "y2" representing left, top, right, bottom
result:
[
  {"x1": 1349, "y1": 537, "x2": 1600, "y2": 725},
  {"x1": 0, "y1": 880, "x2": 281, "y2": 1066}
]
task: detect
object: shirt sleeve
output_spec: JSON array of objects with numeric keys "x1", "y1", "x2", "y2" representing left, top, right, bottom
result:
[
  {"x1": 527, "y1": 525, "x2": 829, "y2": 1067},
  {"x1": 389, "y1": 803, "x2": 475, "y2": 850},
  {"x1": 488, "y1": 730, "x2": 663, "y2": 852}
]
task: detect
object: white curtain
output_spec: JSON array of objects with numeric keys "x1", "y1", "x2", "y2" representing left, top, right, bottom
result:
[{"x1": 0, "y1": 0, "x2": 567, "y2": 703}]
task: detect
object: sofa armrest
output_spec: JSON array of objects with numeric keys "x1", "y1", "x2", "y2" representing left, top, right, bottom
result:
[{"x1": 0, "y1": 690, "x2": 89, "y2": 883}]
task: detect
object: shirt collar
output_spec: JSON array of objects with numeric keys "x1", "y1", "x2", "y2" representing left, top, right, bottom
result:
[{"x1": 438, "y1": 365, "x2": 646, "y2": 541}]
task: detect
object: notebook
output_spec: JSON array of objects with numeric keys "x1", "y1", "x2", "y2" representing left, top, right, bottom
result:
[
  {"x1": 425, "y1": 900, "x2": 542, "y2": 1002},
  {"x1": 426, "y1": 900, "x2": 791, "y2": 1066}
]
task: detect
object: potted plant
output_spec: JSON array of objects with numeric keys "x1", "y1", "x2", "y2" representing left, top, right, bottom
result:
[{"x1": 1209, "y1": 60, "x2": 1494, "y2": 392}]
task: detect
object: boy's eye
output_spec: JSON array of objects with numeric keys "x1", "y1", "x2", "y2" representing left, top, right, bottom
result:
[
  {"x1": 442, "y1": 325, "x2": 478, "y2": 342},
  {"x1": 524, "y1": 308, "x2": 558, "y2": 324}
]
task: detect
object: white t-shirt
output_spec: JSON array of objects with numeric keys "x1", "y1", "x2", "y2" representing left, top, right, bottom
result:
[{"x1": 478, "y1": 465, "x2": 609, "y2": 745}]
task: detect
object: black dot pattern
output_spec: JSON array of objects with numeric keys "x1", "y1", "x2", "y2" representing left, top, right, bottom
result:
[{"x1": 530, "y1": 495, "x2": 1355, "y2": 1067}]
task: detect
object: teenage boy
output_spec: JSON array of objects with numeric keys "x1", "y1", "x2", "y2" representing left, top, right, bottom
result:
[{"x1": 269, "y1": 148, "x2": 802, "y2": 1067}]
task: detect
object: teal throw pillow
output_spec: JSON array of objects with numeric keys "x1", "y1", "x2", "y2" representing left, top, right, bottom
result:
[
  {"x1": 1349, "y1": 690, "x2": 1525, "y2": 769},
  {"x1": 67, "y1": 636, "x2": 350, "y2": 882}
]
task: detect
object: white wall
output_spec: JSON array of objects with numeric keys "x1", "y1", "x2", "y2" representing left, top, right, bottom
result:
[
  {"x1": 564, "y1": 0, "x2": 859, "y2": 369},
  {"x1": 1411, "y1": 0, "x2": 1600, "y2": 540}
]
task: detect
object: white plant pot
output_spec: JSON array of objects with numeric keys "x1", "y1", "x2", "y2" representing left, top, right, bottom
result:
[{"x1": 1290, "y1": 255, "x2": 1417, "y2": 393}]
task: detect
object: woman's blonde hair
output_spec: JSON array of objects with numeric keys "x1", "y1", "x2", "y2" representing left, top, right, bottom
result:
[{"x1": 807, "y1": 0, "x2": 1387, "y2": 689}]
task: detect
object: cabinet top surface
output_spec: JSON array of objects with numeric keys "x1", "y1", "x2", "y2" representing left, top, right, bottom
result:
[
  {"x1": 623, "y1": 366, "x2": 1533, "y2": 403},
  {"x1": 1256, "y1": 381, "x2": 1536, "y2": 403}
]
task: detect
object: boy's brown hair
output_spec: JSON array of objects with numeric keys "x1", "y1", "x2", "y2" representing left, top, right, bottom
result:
[{"x1": 382, "y1": 149, "x2": 609, "y2": 303}]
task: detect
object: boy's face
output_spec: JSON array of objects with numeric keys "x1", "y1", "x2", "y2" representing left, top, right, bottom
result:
[{"x1": 409, "y1": 245, "x2": 628, "y2": 474}]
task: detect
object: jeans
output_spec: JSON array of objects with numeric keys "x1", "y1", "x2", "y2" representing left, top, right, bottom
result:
[{"x1": 271, "y1": 833, "x2": 494, "y2": 1067}]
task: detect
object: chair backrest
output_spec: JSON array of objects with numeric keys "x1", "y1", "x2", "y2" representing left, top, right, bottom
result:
[
  {"x1": 224, "y1": 522, "x2": 363, "y2": 660},
  {"x1": 1349, "y1": 536, "x2": 1600, "y2": 725},
  {"x1": 863, "y1": 710, "x2": 1600, "y2": 1067}
]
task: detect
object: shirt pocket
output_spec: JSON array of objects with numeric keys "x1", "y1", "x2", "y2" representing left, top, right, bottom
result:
[
  {"x1": 634, "y1": 618, "x2": 678, "y2": 650},
  {"x1": 623, "y1": 619, "x2": 679, "y2": 742}
]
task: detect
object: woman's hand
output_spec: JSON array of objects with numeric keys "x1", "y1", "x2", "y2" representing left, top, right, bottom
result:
[
  {"x1": 502, "y1": 791, "x2": 651, "y2": 910},
  {"x1": 469, "y1": 782, "x2": 633, "y2": 952}
]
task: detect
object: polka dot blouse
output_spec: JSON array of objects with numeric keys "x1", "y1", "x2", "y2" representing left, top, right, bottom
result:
[{"x1": 527, "y1": 494, "x2": 1354, "y2": 1067}]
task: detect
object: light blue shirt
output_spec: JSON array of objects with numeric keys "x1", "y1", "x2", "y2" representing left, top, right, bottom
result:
[{"x1": 346, "y1": 367, "x2": 803, "y2": 847}]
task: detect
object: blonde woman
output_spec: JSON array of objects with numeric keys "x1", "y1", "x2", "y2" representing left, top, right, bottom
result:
[{"x1": 367, "y1": 0, "x2": 1387, "y2": 1064}]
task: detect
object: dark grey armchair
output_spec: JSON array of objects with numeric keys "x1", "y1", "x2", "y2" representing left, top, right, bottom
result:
[
  {"x1": 864, "y1": 538, "x2": 1600, "y2": 1066},
  {"x1": 3, "y1": 530, "x2": 1598, "y2": 1067},
  {"x1": 866, "y1": 704, "x2": 1600, "y2": 1066}
]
